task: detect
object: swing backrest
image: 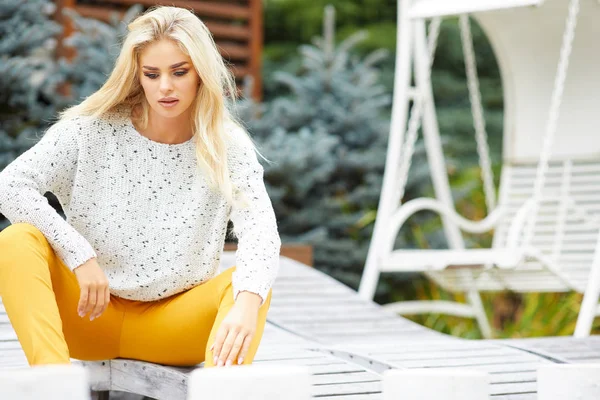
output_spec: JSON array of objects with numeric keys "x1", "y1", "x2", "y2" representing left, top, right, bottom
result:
[{"x1": 492, "y1": 157, "x2": 600, "y2": 272}]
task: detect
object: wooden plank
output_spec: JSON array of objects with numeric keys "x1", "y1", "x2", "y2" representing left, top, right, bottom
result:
[
  {"x1": 217, "y1": 42, "x2": 250, "y2": 61},
  {"x1": 390, "y1": 355, "x2": 543, "y2": 369},
  {"x1": 0, "y1": 330, "x2": 17, "y2": 341},
  {"x1": 205, "y1": 21, "x2": 250, "y2": 40},
  {"x1": 491, "y1": 382, "x2": 537, "y2": 396},
  {"x1": 427, "y1": 362, "x2": 553, "y2": 374},
  {"x1": 248, "y1": 0, "x2": 263, "y2": 100},
  {"x1": 112, "y1": 0, "x2": 251, "y2": 19},
  {"x1": 188, "y1": 364, "x2": 312, "y2": 400},
  {"x1": 311, "y1": 380, "x2": 381, "y2": 397},
  {"x1": 490, "y1": 371, "x2": 538, "y2": 384},
  {"x1": 492, "y1": 393, "x2": 536, "y2": 400},
  {"x1": 0, "y1": 364, "x2": 90, "y2": 399},
  {"x1": 317, "y1": 395, "x2": 382, "y2": 400},
  {"x1": 73, "y1": 6, "x2": 251, "y2": 42},
  {"x1": 0, "y1": 350, "x2": 28, "y2": 369},
  {"x1": 73, "y1": 361, "x2": 111, "y2": 391},
  {"x1": 378, "y1": 348, "x2": 516, "y2": 362},
  {"x1": 73, "y1": 4, "x2": 123, "y2": 22},
  {"x1": 110, "y1": 359, "x2": 189, "y2": 399},
  {"x1": 310, "y1": 371, "x2": 380, "y2": 385},
  {"x1": 55, "y1": 0, "x2": 76, "y2": 62}
]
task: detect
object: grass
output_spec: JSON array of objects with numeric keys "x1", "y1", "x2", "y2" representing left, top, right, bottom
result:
[{"x1": 396, "y1": 277, "x2": 600, "y2": 339}]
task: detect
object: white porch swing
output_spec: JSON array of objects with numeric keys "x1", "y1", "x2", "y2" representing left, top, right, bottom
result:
[{"x1": 359, "y1": 0, "x2": 600, "y2": 339}]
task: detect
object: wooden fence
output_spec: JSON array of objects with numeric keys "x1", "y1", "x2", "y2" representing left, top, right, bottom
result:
[{"x1": 53, "y1": 0, "x2": 263, "y2": 100}]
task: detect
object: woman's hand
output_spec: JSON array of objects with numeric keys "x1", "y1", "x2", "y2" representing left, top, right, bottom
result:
[
  {"x1": 73, "y1": 257, "x2": 110, "y2": 321},
  {"x1": 211, "y1": 292, "x2": 262, "y2": 367}
]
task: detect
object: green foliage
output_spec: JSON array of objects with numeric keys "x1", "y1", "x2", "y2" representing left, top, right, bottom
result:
[
  {"x1": 397, "y1": 278, "x2": 600, "y2": 338},
  {"x1": 264, "y1": 0, "x2": 396, "y2": 46}
]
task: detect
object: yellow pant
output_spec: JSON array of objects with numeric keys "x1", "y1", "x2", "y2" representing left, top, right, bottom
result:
[{"x1": 0, "y1": 223, "x2": 272, "y2": 367}]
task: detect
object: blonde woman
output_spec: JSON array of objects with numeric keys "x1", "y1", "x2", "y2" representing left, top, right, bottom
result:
[{"x1": 0, "y1": 6, "x2": 280, "y2": 369}]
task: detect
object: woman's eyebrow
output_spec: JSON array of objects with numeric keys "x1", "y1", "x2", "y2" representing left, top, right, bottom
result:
[{"x1": 142, "y1": 61, "x2": 189, "y2": 70}]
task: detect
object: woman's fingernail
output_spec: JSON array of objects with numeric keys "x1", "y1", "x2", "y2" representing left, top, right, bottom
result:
[
  {"x1": 238, "y1": 357, "x2": 243, "y2": 364},
  {"x1": 226, "y1": 360, "x2": 232, "y2": 367},
  {"x1": 213, "y1": 356, "x2": 218, "y2": 364}
]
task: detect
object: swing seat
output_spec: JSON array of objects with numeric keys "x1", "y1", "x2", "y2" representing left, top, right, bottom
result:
[
  {"x1": 381, "y1": 159, "x2": 600, "y2": 293},
  {"x1": 373, "y1": 158, "x2": 600, "y2": 336},
  {"x1": 381, "y1": 248, "x2": 525, "y2": 271}
]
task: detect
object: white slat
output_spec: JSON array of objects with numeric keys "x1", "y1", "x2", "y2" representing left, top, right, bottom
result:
[{"x1": 408, "y1": 0, "x2": 543, "y2": 19}]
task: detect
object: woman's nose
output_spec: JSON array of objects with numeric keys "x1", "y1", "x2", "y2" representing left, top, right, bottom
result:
[{"x1": 159, "y1": 76, "x2": 173, "y2": 92}]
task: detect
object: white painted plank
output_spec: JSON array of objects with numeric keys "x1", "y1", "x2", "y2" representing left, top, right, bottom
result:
[
  {"x1": 310, "y1": 371, "x2": 380, "y2": 385},
  {"x1": 427, "y1": 362, "x2": 554, "y2": 374},
  {"x1": 492, "y1": 395, "x2": 536, "y2": 400},
  {"x1": 491, "y1": 382, "x2": 537, "y2": 396},
  {"x1": 383, "y1": 369, "x2": 489, "y2": 400},
  {"x1": 538, "y1": 365, "x2": 600, "y2": 399},
  {"x1": 0, "y1": 365, "x2": 90, "y2": 399},
  {"x1": 317, "y1": 394, "x2": 381, "y2": 400},
  {"x1": 391, "y1": 355, "x2": 543, "y2": 369},
  {"x1": 313, "y1": 380, "x2": 382, "y2": 397},
  {"x1": 189, "y1": 364, "x2": 312, "y2": 400}
]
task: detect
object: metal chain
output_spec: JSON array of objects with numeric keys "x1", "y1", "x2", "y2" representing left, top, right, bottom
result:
[
  {"x1": 395, "y1": 18, "x2": 442, "y2": 202},
  {"x1": 524, "y1": 0, "x2": 580, "y2": 245},
  {"x1": 459, "y1": 15, "x2": 496, "y2": 212}
]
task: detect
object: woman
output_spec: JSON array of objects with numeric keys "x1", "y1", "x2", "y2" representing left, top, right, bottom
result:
[{"x1": 0, "y1": 6, "x2": 280, "y2": 369}]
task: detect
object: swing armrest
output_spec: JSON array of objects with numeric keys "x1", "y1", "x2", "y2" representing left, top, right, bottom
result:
[{"x1": 382, "y1": 197, "x2": 505, "y2": 254}]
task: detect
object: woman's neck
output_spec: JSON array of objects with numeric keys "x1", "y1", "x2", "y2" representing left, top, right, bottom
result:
[{"x1": 132, "y1": 105, "x2": 194, "y2": 145}]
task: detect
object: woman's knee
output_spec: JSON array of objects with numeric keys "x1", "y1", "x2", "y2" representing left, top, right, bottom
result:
[{"x1": 0, "y1": 223, "x2": 50, "y2": 258}]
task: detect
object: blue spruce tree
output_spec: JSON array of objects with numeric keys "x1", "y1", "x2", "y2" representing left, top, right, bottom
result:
[
  {"x1": 0, "y1": 0, "x2": 63, "y2": 168},
  {"x1": 0, "y1": 4, "x2": 140, "y2": 230},
  {"x1": 236, "y1": 6, "x2": 404, "y2": 288},
  {"x1": 58, "y1": 5, "x2": 142, "y2": 101}
]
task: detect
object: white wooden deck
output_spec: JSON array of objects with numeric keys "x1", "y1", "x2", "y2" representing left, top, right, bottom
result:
[
  {"x1": 260, "y1": 255, "x2": 600, "y2": 399},
  {"x1": 0, "y1": 253, "x2": 598, "y2": 399}
]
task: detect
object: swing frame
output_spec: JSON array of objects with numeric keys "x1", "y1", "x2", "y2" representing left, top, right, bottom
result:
[{"x1": 358, "y1": 0, "x2": 600, "y2": 339}]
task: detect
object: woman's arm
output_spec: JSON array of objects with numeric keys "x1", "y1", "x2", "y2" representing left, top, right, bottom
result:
[
  {"x1": 0, "y1": 118, "x2": 97, "y2": 270},
  {"x1": 227, "y1": 125, "x2": 281, "y2": 307}
]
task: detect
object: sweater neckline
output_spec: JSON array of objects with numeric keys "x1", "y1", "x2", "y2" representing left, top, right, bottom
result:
[{"x1": 120, "y1": 108, "x2": 196, "y2": 149}]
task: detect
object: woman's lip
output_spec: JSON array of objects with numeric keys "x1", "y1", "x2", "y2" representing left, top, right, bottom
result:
[{"x1": 159, "y1": 99, "x2": 179, "y2": 108}]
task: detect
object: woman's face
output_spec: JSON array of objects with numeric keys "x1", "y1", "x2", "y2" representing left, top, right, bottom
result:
[{"x1": 138, "y1": 39, "x2": 201, "y2": 118}]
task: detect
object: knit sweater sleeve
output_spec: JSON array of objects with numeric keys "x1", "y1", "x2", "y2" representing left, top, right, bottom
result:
[
  {"x1": 227, "y1": 125, "x2": 281, "y2": 306},
  {"x1": 0, "y1": 118, "x2": 97, "y2": 270}
]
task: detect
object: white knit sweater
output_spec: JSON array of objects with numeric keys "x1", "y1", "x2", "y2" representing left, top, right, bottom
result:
[{"x1": 0, "y1": 106, "x2": 280, "y2": 305}]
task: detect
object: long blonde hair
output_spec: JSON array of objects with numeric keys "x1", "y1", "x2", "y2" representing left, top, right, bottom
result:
[{"x1": 59, "y1": 5, "x2": 253, "y2": 207}]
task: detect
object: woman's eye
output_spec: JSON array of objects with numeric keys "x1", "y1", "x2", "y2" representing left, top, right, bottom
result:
[{"x1": 143, "y1": 71, "x2": 187, "y2": 79}]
